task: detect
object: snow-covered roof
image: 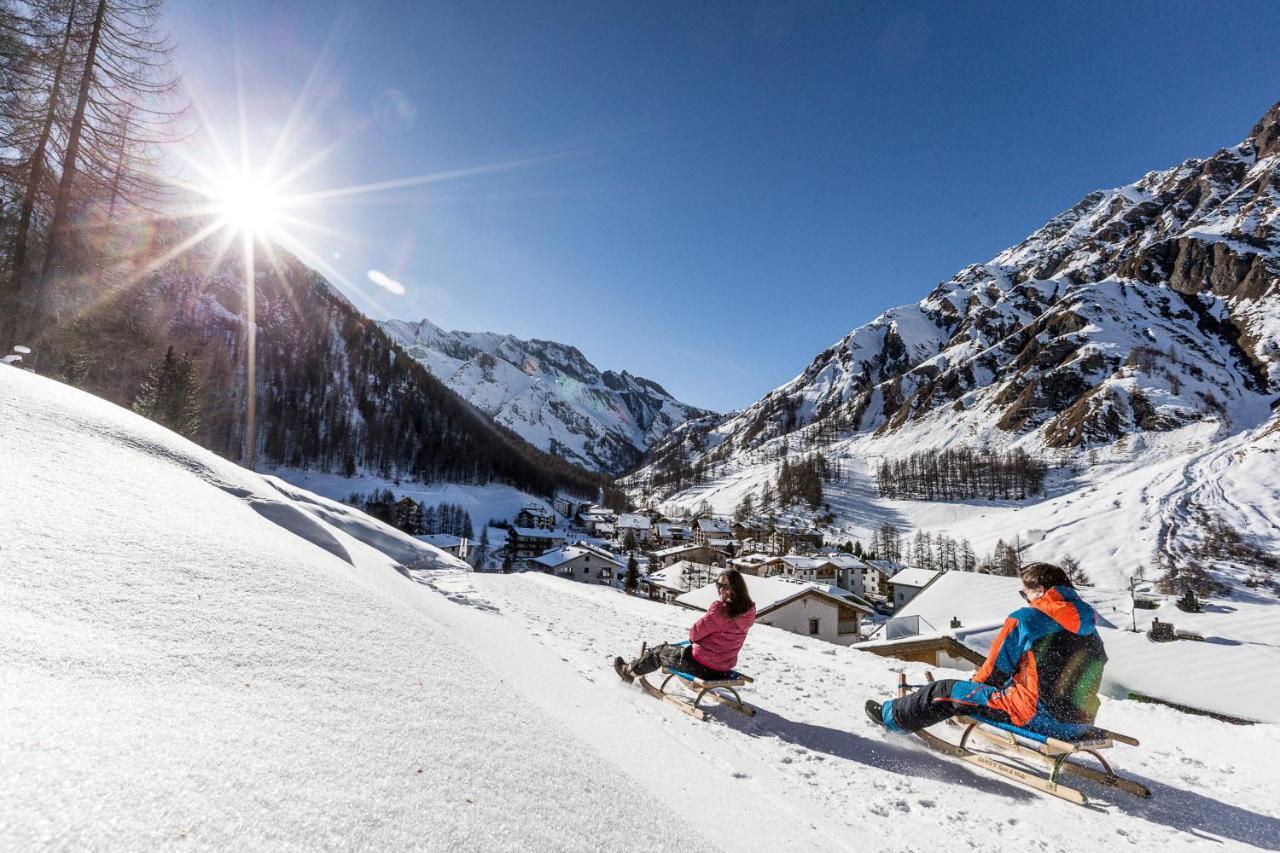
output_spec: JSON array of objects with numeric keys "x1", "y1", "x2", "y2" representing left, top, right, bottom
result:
[
  {"x1": 819, "y1": 553, "x2": 866, "y2": 569},
  {"x1": 695, "y1": 518, "x2": 732, "y2": 533},
  {"x1": 889, "y1": 568, "x2": 940, "y2": 589},
  {"x1": 519, "y1": 503, "x2": 555, "y2": 516},
  {"x1": 706, "y1": 537, "x2": 736, "y2": 548},
  {"x1": 594, "y1": 523, "x2": 616, "y2": 534},
  {"x1": 416, "y1": 533, "x2": 463, "y2": 549},
  {"x1": 729, "y1": 553, "x2": 771, "y2": 568},
  {"x1": 862, "y1": 560, "x2": 902, "y2": 577},
  {"x1": 653, "y1": 543, "x2": 719, "y2": 558},
  {"x1": 532, "y1": 545, "x2": 622, "y2": 569},
  {"x1": 891, "y1": 572, "x2": 1028, "y2": 633},
  {"x1": 616, "y1": 513, "x2": 652, "y2": 530},
  {"x1": 677, "y1": 575, "x2": 874, "y2": 616},
  {"x1": 512, "y1": 527, "x2": 567, "y2": 539},
  {"x1": 644, "y1": 560, "x2": 717, "y2": 593}
]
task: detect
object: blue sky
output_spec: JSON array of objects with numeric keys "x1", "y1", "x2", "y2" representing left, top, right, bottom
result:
[{"x1": 169, "y1": 1, "x2": 1280, "y2": 412}]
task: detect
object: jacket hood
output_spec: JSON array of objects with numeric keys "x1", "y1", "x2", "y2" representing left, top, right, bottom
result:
[{"x1": 1031, "y1": 585, "x2": 1096, "y2": 635}]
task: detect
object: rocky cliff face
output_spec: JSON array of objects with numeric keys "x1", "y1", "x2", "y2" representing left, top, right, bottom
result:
[
  {"x1": 380, "y1": 318, "x2": 714, "y2": 474},
  {"x1": 634, "y1": 102, "x2": 1280, "y2": 494}
]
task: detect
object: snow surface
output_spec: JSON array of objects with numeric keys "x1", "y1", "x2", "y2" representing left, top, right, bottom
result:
[{"x1": 4, "y1": 367, "x2": 1280, "y2": 850}]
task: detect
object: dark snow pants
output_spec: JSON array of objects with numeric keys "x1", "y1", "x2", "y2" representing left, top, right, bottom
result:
[
  {"x1": 882, "y1": 678, "x2": 1012, "y2": 732},
  {"x1": 630, "y1": 643, "x2": 730, "y2": 681}
]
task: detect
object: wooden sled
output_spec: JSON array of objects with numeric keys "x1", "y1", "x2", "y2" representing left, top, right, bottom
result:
[
  {"x1": 631, "y1": 643, "x2": 756, "y2": 721},
  {"x1": 898, "y1": 673, "x2": 1151, "y2": 806}
]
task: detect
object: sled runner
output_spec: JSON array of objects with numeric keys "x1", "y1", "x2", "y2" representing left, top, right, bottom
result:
[
  {"x1": 625, "y1": 643, "x2": 756, "y2": 721},
  {"x1": 897, "y1": 673, "x2": 1151, "y2": 805}
]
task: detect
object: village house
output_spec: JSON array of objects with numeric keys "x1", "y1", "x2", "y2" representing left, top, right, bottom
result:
[
  {"x1": 888, "y1": 567, "x2": 940, "y2": 610},
  {"x1": 531, "y1": 543, "x2": 621, "y2": 586},
  {"x1": 510, "y1": 527, "x2": 567, "y2": 564},
  {"x1": 692, "y1": 517, "x2": 732, "y2": 546},
  {"x1": 653, "y1": 542, "x2": 728, "y2": 568},
  {"x1": 676, "y1": 575, "x2": 874, "y2": 646},
  {"x1": 514, "y1": 503, "x2": 557, "y2": 531},
  {"x1": 769, "y1": 526, "x2": 823, "y2": 555},
  {"x1": 728, "y1": 552, "x2": 772, "y2": 576},
  {"x1": 615, "y1": 513, "x2": 652, "y2": 545},
  {"x1": 641, "y1": 560, "x2": 719, "y2": 602},
  {"x1": 652, "y1": 521, "x2": 693, "y2": 547},
  {"x1": 577, "y1": 506, "x2": 617, "y2": 536},
  {"x1": 856, "y1": 559, "x2": 898, "y2": 599},
  {"x1": 552, "y1": 496, "x2": 591, "y2": 520},
  {"x1": 415, "y1": 533, "x2": 469, "y2": 560}
]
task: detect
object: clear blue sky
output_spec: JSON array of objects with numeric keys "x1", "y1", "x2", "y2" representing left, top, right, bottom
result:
[{"x1": 168, "y1": 1, "x2": 1280, "y2": 412}]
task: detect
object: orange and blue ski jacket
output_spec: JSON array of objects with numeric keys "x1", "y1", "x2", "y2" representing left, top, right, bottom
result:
[{"x1": 974, "y1": 585, "x2": 1108, "y2": 729}]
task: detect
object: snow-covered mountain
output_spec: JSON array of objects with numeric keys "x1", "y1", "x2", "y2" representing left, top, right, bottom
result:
[
  {"x1": 381, "y1": 317, "x2": 714, "y2": 473},
  {"x1": 6, "y1": 364, "x2": 1279, "y2": 849},
  {"x1": 629, "y1": 103, "x2": 1280, "y2": 587}
]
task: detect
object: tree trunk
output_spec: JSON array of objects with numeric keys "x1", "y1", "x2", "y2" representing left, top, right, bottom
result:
[
  {"x1": 6, "y1": 0, "x2": 78, "y2": 346},
  {"x1": 31, "y1": 0, "x2": 107, "y2": 331},
  {"x1": 10, "y1": 0, "x2": 77, "y2": 281}
]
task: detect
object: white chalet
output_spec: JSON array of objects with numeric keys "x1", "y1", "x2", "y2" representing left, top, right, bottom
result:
[
  {"x1": 889, "y1": 568, "x2": 940, "y2": 610},
  {"x1": 616, "y1": 513, "x2": 652, "y2": 544},
  {"x1": 531, "y1": 543, "x2": 622, "y2": 586},
  {"x1": 677, "y1": 575, "x2": 874, "y2": 646},
  {"x1": 693, "y1": 517, "x2": 732, "y2": 546}
]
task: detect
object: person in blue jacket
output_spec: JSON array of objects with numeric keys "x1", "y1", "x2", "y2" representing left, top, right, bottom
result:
[{"x1": 867, "y1": 562, "x2": 1108, "y2": 739}]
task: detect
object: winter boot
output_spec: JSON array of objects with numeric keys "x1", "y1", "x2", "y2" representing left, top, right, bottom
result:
[
  {"x1": 865, "y1": 700, "x2": 887, "y2": 729},
  {"x1": 614, "y1": 656, "x2": 634, "y2": 684}
]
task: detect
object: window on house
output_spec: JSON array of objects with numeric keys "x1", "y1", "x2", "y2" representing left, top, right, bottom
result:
[{"x1": 808, "y1": 618, "x2": 820, "y2": 635}]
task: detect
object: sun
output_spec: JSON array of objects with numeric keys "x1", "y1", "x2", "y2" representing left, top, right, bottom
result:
[{"x1": 210, "y1": 172, "x2": 285, "y2": 238}]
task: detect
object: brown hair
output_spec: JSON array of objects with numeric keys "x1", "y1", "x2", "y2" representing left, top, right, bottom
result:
[
  {"x1": 1020, "y1": 562, "x2": 1072, "y2": 590},
  {"x1": 718, "y1": 569, "x2": 755, "y2": 618}
]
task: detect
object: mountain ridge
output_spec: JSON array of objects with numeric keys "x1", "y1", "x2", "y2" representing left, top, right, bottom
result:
[
  {"x1": 381, "y1": 316, "x2": 714, "y2": 474},
  {"x1": 627, "y1": 101, "x2": 1280, "y2": 586}
]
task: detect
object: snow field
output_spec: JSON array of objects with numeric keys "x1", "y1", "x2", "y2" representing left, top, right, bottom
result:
[
  {"x1": 455, "y1": 572, "x2": 1280, "y2": 851},
  {"x1": 0, "y1": 369, "x2": 691, "y2": 851},
  {"x1": 4, "y1": 367, "x2": 1279, "y2": 851}
]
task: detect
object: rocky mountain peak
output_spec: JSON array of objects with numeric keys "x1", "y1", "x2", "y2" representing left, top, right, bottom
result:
[
  {"x1": 381, "y1": 317, "x2": 714, "y2": 473},
  {"x1": 1245, "y1": 100, "x2": 1280, "y2": 160}
]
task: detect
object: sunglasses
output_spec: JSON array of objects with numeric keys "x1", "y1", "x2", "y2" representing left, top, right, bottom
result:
[{"x1": 717, "y1": 582, "x2": 730, "y2": 590}]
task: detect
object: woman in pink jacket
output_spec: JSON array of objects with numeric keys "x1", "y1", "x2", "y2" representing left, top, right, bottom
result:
[{"x1": 616, "y1": 569, "x2": 756, "y2": 682}]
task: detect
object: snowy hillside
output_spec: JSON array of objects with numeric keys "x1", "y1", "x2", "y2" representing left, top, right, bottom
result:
[
  {"x1": 382, "y1": 317, "x2": 713, "y2": 473},
  {"x1": 629, "y1": 103, "x2": 1280, "y2": 590},
  {"x1": 3, "y1": 367, "x2": 1280, "y2": 850}
]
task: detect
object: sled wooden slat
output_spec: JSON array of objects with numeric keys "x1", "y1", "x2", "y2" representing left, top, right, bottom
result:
[{"x1": 895, "y1": 672, "x2": 1151, "y2": 805}]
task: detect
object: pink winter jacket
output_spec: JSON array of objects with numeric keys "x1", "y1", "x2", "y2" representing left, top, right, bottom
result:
[{"x1": 689, "y1": 600, "x2": 756, "y2": 673}]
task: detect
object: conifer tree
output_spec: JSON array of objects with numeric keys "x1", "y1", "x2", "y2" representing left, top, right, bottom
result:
[
  {"x1": 131, "y1": 345, "x2": 199, "y2": 437},
  {"x1": 624, "y1": 553, "x2": 639, "y2": 594}
]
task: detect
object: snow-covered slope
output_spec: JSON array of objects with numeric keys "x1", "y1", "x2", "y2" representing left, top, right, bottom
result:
[
  {"x1": 381, "y1": 317, "x2": 713, "y2": 473},
  {"x1": 630, "y1": 103, "x2": 1280, "y2": 590},
  {"x1": 4, "y1": 367, "x2": 1279, "y2": 849}
]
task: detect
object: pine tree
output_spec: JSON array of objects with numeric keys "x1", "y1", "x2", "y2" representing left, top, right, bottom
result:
[
  {"x1": 473, "y1": 526, "x2": 490, "y2": 570},
  {"x1": 624, "y1": 553, "x2": 639, "y2": 594},
  {"x1": 462, "y1": 511, "x2": 474, "y2": 540},
  {"x1": 132, "y1": 345, "x2": 200, "y2": 437}
]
